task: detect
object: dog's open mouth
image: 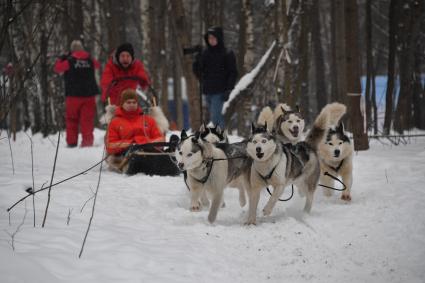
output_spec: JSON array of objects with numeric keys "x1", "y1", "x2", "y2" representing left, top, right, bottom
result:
[
  {"x1": 290, "y1": 128, "x2": 299, "y2": 137},
  {"x1": 256, "y1": 152, "x2": 264, "y2": 159}
]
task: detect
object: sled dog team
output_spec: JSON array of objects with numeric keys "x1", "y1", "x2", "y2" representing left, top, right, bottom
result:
[{"x1": 174, "y1": 102, "x2": 354, "y2": 224}]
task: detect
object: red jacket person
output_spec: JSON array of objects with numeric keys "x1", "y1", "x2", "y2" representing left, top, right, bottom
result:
[
  {"x1": 106, "y1": 89, "x2": 164, "y2": 156},
  {"x1": 54, "y1": 40, "x2": 100, "y2": 147},
  {"x1": 100, "y1": 43, "x2": 150, "y2": 106}
]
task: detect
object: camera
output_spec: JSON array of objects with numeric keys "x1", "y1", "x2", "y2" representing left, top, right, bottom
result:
[{"x1": 183, "y1": 45, "x2": 202, "y2": 55}]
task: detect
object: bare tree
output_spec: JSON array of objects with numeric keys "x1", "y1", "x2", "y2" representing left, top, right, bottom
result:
[
  {"x1": 393, "y1": 0, "x2": 425, "y2": 133},
  {"x1": 345, "y1": 0, "x2": 369, "y2": 150},
  {"x1": 169, "y1": 0, "x2": 201, "y2": 130},
  {"x1": 311, "y1": 0, "x2": 327, "y2": 112},
  {"x1": 383, "y1": 0, "x2": 398, "y2": 134}
]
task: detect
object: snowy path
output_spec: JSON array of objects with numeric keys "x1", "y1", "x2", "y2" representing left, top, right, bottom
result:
[{"x1": 1, "y1": 130, "x2": 424, "y2": 283}]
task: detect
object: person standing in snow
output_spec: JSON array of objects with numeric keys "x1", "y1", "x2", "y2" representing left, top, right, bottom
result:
[
  {"x1": 100, "y1": 43, "x2": 150, "y2": 106},
  {"x1": 192, "y1": 26, "x2": 238, "y2": 128},
  {"x1": 105, "y1": 89, "x2": 164, "y2": 172},
  {"x1": 54, "y1": 40, "x2": 100, "y2": 147}
]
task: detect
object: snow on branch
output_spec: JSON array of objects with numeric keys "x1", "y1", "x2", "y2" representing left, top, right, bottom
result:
[{"x1": 222, "y1": 41, "x2": 276, "y2": 115}]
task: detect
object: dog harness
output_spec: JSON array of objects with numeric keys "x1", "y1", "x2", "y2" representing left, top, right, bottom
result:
[
  {"x1": 192, "y1": 159, "x2": 214, "y2": 184},
  {"x1": 325, "y1": 159, "x2": 344, "y2": 172},
  {"x1": 256, "y1": 155, "x2": 282, "y2": 183}
]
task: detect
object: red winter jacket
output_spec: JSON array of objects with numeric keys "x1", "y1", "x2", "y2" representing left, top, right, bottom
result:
[
  {"x1": 54, "y1": 50, "x2": 100, "y2": 73},
  {"x1": 106, "y1": 107, "x2": 164, "y2": 155},
  {"x1": 100, "y1": 55, "x2": 150, "y2": 106}
]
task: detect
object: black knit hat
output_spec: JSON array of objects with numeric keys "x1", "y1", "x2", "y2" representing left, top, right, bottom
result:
[{"x1": 115, "y1": 43, "x2": 134, "y2": 61}]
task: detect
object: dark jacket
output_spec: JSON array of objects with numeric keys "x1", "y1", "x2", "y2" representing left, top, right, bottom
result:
[
  {"x1": 192, "y1": 27, "x2": 238, "y2": 96},
  {"x1": 54, "y1": 50, "x2": 100, "y2": 97}
]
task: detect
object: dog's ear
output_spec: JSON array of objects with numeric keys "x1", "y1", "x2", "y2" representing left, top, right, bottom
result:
[
  {"x1": 222, "y1": 129, "x2": 228, "y2": 141},
  {"x1": 280, "y1": 105, "x2": 287, "y2": 115},
  {"x1": 251, "y1": 122, "x2": 256, "y2": 133},
  {"x1": 336, "y1": 122, "x2": 345, "y2": 133},
  {"x1": 181, "y1": 129, "x2": 187, "y2": 140},
  {"x1": 200, "y1": 123, "x2": 206, "y2": 133},
  {"x1": 295, "y1": 104, "x2": 300, "y2": 113},
  {"x1": 264, "y1": 121, "x2": 268, "y2": 132}
]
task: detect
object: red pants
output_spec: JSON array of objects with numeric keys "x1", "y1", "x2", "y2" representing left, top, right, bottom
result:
[{"x1": 65, "y1": 96, "x2": 96, "y2": 147}]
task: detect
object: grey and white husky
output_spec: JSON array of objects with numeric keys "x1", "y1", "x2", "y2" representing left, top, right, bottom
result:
[
  {"x1": 245, "y1": 103, "x2": 346, "y2": 225},
  {"x1": 198, "y1": 124, "x2": 250, "y2": 208},
  {"x1": 175, "y1": 129, "x2": 251, "y2": 223},
  {"x1": 257, "y1": 103, "x2": 305, "y2": 145},
  {"x1": 318, "y1": 122, "x2": 354, "y2": 201}
]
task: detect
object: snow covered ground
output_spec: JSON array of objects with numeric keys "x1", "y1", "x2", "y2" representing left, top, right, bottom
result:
[{"x1": 1, "y1": 129, "x2": 425, "y2": 283}]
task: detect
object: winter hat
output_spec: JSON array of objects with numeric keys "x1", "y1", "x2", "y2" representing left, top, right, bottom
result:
[
  {"x1": 70, "y1": 40, "x2": 83, "y2": 52},
  {"x1": 115, "y1": 43, "x2": 134, "y2": 61},
  {"x1": 204, "y1": 26, "x2": 224, "y2": 48},
  {"x1": 120, "y1": 89, "x2": 138, "y2": 106}
]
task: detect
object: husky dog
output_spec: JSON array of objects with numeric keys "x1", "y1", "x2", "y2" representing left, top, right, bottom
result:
[
  {"x1": 318, "y1": 122, "x2": 354, "y2": 201},
  {"x1": 176, "y1": 130, "x2": 230, "y2": 223},
  {"x1": 257, "y1": 103, "x2": 305, "y2": 145},
  {"x1": 176, "y1": 127, "x2": 252, "y2": 223},
  {"x1": 199, "y1": 123, "x2": 229, "y2": 144},
  {"x1": 198, "y1": 124, "x2": 249, "y2": 207},
  {"x1": 245, "y1": 103, "x2": 346, "y2": 225}
]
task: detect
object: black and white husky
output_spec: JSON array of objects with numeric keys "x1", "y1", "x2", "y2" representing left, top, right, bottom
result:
[
  {"x1": 198, "y1": 124, "x2": 250, "y2": 208},
  {"x1": 245, "y1": 103, "x2": 346, "y2": 225},
  {"x1": 318, "y1": 122, "x2": 354, "y2": 201},
  {"x1": 175, "y1": 129, "x2": 251, "y2": 223},
  {"x1": 199, "y1": 124, "x2": 229, "y2": 144},
  {"x1": 257, "y1": 103, "x2": 305, "y2": 145}
]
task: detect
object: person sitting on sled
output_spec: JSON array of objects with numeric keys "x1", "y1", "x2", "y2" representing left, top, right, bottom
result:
[
  {"x1": 106, "y1": 89, "x2": 164, "y2": 172},
  {"x1": 100, "y1": 42, "x2": 150, "y2": 106}
]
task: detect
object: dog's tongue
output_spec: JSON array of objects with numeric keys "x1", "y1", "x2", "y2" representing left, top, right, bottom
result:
[{"x1": 290, "y1": 129, "x2": 299, "y2": 137}]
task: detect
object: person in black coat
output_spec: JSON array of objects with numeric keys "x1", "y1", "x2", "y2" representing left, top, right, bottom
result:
[{"x1": 193, "y1": 26, "x2": 238, "y2": 128}]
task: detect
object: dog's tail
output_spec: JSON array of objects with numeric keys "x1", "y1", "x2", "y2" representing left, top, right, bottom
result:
[
  {"x1": 150, "y1": 106, "x2": 170, "y2": 134},
  {"x1": 257, "y1": 106, "x2": 274, "y2": 132},
  {"x1": 99, "y1": 104, "x2": 117, "y2": 125},
  {"x1": 273, "y1": 103, "x2": 292, "y2": 121},
  {"x1": 305, "y1": 102, "x2": 346, "y2": 151}
]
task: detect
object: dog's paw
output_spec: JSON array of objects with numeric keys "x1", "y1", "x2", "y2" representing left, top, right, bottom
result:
[
  {"x1": 262, "y1": 202, "x2": 274, "y2": 216},
  {"x1": 190, "y1": 201, "x2": 201, "y2": 211},
  {"x1": 244, "y1": 217, "x2": 257, "y2": 225},
  {"x1": 341, "y1": 193, "x2": 351, "y2": 201},
  {"x1": 262, "y1": 207, "x2": 272, "y2": 216}
]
